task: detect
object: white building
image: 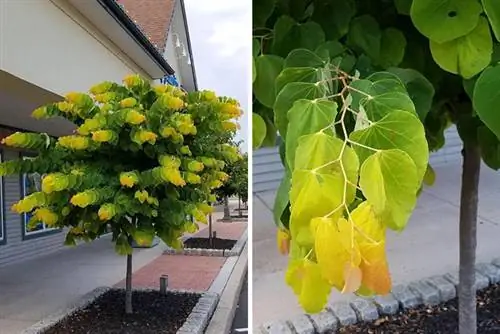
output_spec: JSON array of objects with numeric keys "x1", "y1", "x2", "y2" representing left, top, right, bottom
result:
[{"x1": 0, "y1": 0, "x2": 197, "y2": 266}]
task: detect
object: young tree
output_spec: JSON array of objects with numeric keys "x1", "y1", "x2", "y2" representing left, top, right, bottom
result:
[
  {"x1": 253, "y1": 1, "x2": 500, "y2": 332},
  {"x1": 215, "y1": 152, "x2": 249, "y2": 219},
  {"x1": 0, "y1": 74, "x2": 242, "y2": 314}
]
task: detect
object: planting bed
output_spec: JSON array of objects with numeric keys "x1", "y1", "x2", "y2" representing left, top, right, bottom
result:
[
  {"x1": 41, "y1": 289, "x2": 200, "y2": 334},
  {"x1": 339, "y1": 283, "x2": 500, "y2": 334},
  {"x1": 184, "y1": 237, "x2": 236, "y2": 250}
]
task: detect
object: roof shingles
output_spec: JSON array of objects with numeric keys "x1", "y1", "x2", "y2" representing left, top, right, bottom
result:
[{"x1": 116, "y1": 0, "x2": 175, "y2": 53}]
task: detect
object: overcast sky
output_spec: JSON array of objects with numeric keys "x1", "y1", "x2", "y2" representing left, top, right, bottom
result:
[{"x1": 183, "y1": 0, "x2": 251, "y2": 152}]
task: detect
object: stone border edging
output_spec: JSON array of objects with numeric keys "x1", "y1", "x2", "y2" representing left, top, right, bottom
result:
[
  {"x1": 163, "y1": 227, "x2": 248, "y2": 257},
  {"x1": 256, "y1": 258, "x2": 500, "y2": 334},
  {"x1": 21, "y1": 287, "x2": 219, "y2": 334},
  {"x1": 206, "y1": 243, "x2": 249, "y2": 334}
]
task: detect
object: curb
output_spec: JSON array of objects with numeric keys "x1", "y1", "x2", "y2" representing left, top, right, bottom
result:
[
  {"x1": 205, "y1": 243, "x2": 248, "y2": 334},
  {"x1": 21, "y1": 287, "x2": 218, "y2": 334},
  {"x1": 257, "y1": 258, "x2": 500, "y2": 334},
  {"x1": 164, "y1": 227, "x2": 248, "y2": 257}
]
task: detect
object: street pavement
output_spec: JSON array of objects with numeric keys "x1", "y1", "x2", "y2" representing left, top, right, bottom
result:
[
  {"x1": 231, "y1": 274, "x2": 248, "y2": 333},
  {"x1": 252, "y1": 160, "x2": 500, "y2": 326}
]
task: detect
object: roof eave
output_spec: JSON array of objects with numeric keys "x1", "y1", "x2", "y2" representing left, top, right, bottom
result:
[{"x1": 178, "y1": 0, "x2": 198, "y2": 90}]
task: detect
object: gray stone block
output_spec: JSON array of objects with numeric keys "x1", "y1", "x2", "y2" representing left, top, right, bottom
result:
[
  {"x1": 201, "y1": 248, "x2": 210, "y2": 256},
  {"x1": 391, "y1": 285, "x2": 422, "y2": 309},
  {"x1": 444, "y1": 272, "x2": 489, "y2": 290},
  {"x1": 476, "y1": 263, "x2": 500, "y2": 284},
  {"x1": 425, "y1": 275, "x2": 456, "y2": 302},
  {"x1": 350, "y1": 299, "x2": 379, "y2": 322},
  {"x1": 289, "y1": 315, "x2": 315, "y2": 334},
  {"x1": 309, "y1": 309, "x2": 338, "y2": 333},
  {"x1": 408, "y1": 280, "x2": 440, "y2": 305},
  {"x1": 262, "y1": 320, "x2": 293, "y2": 334},
  {"x1": 212, "y1": 249, "x2": 224, "y2": 257},
  {"x1": 373, "y1": 294, "x2": 400, "y2": 315},
  {"x1": 330, "y1": 302, "x2": 357, "y2": 326}
]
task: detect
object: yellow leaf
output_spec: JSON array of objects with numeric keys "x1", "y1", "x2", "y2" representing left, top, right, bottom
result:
[
  {"x1": 351, "y1": 201, "x2": 391, "y2": 294},
  {"x1": 277, "y1": 229, "x2": 290, "y2": 255},
  {"x1": 342, "y1": 263, "x2": 362, "y2": 294},
  {"x1": 314, "y1": 217, "x2": 360, "y2": 290},
  {"x1": 285, "y1": 259, "x2": 331, "y2": 313}
]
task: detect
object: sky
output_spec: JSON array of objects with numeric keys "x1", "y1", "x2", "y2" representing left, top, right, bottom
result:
[{"x1": 183, "y1": 0, "x2": 251, "y2": 152}]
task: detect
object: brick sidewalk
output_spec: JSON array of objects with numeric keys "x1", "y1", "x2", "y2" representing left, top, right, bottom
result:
[{"x1": 115, "y1": 219, "x2": 247, "y2": 292}]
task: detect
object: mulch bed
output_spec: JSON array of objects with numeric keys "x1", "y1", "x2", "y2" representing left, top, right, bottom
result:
[
  {"x1": 42, "y1": 289, "x2": 200, "y2": 334},
  {"x1": 184, "y1": 237, "x2": 237, "y2": 250},
  {"x1": 338, "y1": 283, "x2": 500, "y2": 333}
]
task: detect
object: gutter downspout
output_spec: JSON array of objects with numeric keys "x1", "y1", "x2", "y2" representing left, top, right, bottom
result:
[{"x1": 179, "y1": 0, "x2": 199, "y2": 90}]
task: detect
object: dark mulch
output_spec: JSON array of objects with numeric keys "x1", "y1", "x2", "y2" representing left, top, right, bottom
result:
[
  {"x1": 42, "y1": 289, "x2": 200, "y2": 334},
  {"x1": 184, "y1": 237, "x2": 236, "y2": 250},
  {"x1": 338, "y1": 284, "x2": 500, "y2": 333}
]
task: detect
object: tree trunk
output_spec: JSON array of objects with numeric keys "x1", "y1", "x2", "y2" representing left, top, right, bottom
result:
[
  {"x1": 238, "y1": 196, "x2": 242, "y2": 217},
  {"x1": 224, "y1": 196, "x2": 230, "y2": 219},
  {"x1": 458, "y1": 142, "x2": 481, "y2": 334},
  {"x1": 125, "y1": 252, "x2": 133, "y2": 314},
  {"x1": 208, "y1": 212, "x2": 213, "y2": 248}
]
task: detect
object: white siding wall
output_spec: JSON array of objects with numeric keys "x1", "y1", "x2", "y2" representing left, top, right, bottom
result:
[{"x1": 0, "y1": 0, "x2": 150, "y2": 97}]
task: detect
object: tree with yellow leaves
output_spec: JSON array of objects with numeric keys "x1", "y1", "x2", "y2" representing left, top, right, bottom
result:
[{"x1": 0, "y1": 74, "x2": 242, "y2": 315}]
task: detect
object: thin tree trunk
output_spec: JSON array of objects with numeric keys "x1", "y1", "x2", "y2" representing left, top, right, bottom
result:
[
  {"x1": 125, "y1": 252, "x2": 133, "y2": 314},
  {"x1": 224, "y1": 196, "x2": 230, "y2": 219},
  {"x1": 458, "y1": 142, "x2": 481, "y2": 334},
  {"x1": 208, "y1": 212, "x2": 213, "y2": 247},
  {"x1": 238, "y1": 195, "x2": 242, "y2": 217}
]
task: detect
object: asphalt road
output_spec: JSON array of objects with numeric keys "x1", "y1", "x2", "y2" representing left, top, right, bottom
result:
[{"x1": 231, "y1": 274, "x2": 248, "y2": 333}]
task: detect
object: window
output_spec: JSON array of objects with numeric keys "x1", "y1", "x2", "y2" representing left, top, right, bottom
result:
[{"x1": 21, "y1": 155, "x2": 57, "y2": 238}]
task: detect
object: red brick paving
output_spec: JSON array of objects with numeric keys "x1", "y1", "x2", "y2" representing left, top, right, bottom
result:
[
  {"x1": 115, "y1": 255, "x2": 226, "y2": 291},
  {"x1": 114, "y1": 217, "x2": 247, "y2": 292},
  {"x1": 193, "y1": 221, "x2": 247, "y2": 240}
]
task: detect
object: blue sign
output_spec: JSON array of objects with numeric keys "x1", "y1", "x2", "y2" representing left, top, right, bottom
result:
[{"x1": 160, "y1": 74, "x2": 179, "y2": 87}]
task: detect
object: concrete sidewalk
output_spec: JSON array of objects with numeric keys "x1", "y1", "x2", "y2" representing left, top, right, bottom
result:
[{"x1": 253, "y1": 160, "x2": 500, "y2": 326}]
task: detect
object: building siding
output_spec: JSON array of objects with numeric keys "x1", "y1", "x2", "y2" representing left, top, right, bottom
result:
[
  {"x1": 253, "y1": 127, "x2": 463, "y2": 194},
  {"x1": 0, "y1": 149, "x2": 66, "y2": 267}
]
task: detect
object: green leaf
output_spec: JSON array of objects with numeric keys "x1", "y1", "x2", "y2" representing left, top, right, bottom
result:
[
  {"x1": 293, "y1": 132, "x2": 359, "y2": 204},
  {"x1": 254, "y1": 55, "x2": 284, "y2": 108},
  {"x1": 286, "y1": 100, "x2": 338, "y2": 170},
  {"x1": 394, "y1": 0, "x2": 412, "y2": 15},
  {"x1": 349, "y1": 111, "x2": 429, "y2": 184},
  {"x1": 349, "y1": 73, "x2": 407, "y2": 111},
  {"x1": 115, "y1": 233, "x2": 133, "y2": 255},
  {"x1": 262, "y1": 117, "x2": 278, "y2": 147},
  {"x1": 275, "y1": 67, "x2": 320, "y2": 94},
  {"x1": 359, "y1": 149, "x2": 419, "y2": 231},
  {"x1": 284, "y1": 49, "x2": 327, "y2": 68},
  {"x1": 347, "y1": 15, "x2": 382, "y2": 61},
  {"x1": 274, "y1": 176, "x2": 291, "y2": 228},
  {"x1": 423, "y1": 164, "x2": 436, "y2": 186},
  {"x1": 274, "y1": 82, "x2": 327, "y2": 139},
  {"x1": 378, "y1": 28, "x2": 407, "y2": 69},
  {"x1": 253, "y1": 0, "x2": 276, "y2": 27},
  {"x1": 252, "y1": 57, "x2": 257, "y2": 83},
  {"x1": 478, "y1": 125, "x2": 500, "y2": 170},
  {"x1": 430, "y1": 17, "x2": 493, "y2": 79},
  {"x1": 482, "y1": 0, "x2": 500, "y2": 42},
  {"x1": 315, "y1": 41, "x2": 345, "y2": 60},
  {"x1": 361, "y1": 91, "x2": 417, "y2": 121},
  {"x1": 410, "y1": 0, "x2": 482, "y2": 43},
  {"x1": 253, "y1": 113, "x2": 267, "y2": 149},
  {"x1": 312, "y1": 0, "x2": 356, "y2": 40},
  {"x1": 473, "y1": 63, "x2": 500, "y2": 139},
  {"x1": 253, "y1": 38, "x2": 261, "y2": 57},
  {"x1": 132, "y1": 226, "x2": 155, "y2": 247},
  {"x1": 272, "y1": 16, "x2": 326, "y2": 57},
  {"x1": 387, "y1": 68, "x2": 435, "y2": 121}
]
